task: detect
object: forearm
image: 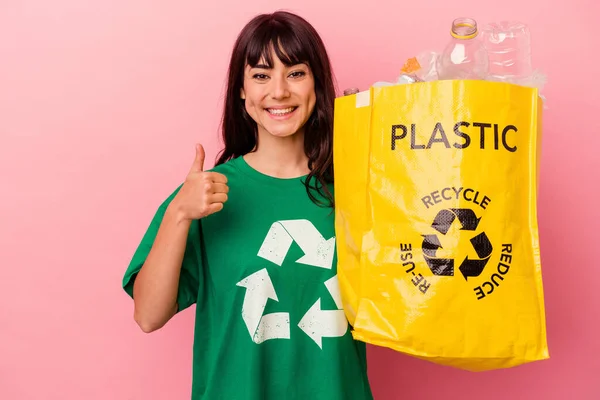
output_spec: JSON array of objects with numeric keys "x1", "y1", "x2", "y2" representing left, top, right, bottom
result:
[{"x1": 132, "y1": 201, "x2": 190, "y2": 332}]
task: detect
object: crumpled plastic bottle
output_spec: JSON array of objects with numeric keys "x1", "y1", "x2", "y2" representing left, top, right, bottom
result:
[
  {"x1": 481, "y1": 21, "x2": 532, "y2": 83},
  {"x1": 481, "y1": 21, "x2": 548, "y2": 107}
]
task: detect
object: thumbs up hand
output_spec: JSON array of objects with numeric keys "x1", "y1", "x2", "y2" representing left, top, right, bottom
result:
[
  {"x1": 172, "y1": 144, "x2": 229, "y2": 221},
  {"x1": 189, "y1": 142, "x2": 207, "y2": 174}
]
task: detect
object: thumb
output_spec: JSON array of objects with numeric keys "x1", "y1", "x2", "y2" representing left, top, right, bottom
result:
[{"x1": 190, "y1": 144, "x2": 205, "y2": 173}]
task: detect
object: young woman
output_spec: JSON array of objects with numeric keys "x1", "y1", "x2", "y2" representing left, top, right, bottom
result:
[{"x1": 122, "y1": 11, "x2": 374, "y2": 400}]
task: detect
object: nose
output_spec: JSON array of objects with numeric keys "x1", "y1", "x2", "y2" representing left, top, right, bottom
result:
[{"x1": 270, "y1": 75, "x2": 290, "y2": 100}]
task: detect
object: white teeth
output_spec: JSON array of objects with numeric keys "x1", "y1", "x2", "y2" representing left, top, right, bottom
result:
[{"x1": 267, "y1": 107, "x2": 295, "y2": 115}]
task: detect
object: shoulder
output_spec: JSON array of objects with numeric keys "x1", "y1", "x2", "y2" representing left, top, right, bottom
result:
[
  {"x1": 205, "y1": 156, "x2": 251, "y2": 192},
  {"x1": 206, "y1": 156, "x2": 244, "y2": 178}
]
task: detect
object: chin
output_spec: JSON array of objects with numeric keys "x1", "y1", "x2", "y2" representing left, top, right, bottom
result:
[
  {"x1": 261, "y1": 120, "x2": 306, "y2": 138},
  {"x1": 265, "y1": 128, "x2": 302, "y2": 138}
]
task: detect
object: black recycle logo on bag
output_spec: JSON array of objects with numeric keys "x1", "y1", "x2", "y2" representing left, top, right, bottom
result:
[{"x1": 422, "y1": 208, "x2": 493, "y2": 280}]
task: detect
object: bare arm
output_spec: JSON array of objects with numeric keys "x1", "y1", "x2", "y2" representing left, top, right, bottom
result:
[
  {"x1": 131, "y1": 144, "x2": 228, "y2": 333},
  {"x1": 132, "y1": 203, "x2": 190, "y2": 332}
]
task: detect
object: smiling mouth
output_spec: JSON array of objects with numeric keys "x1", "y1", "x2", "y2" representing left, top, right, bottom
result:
[{"x1": 266, "y1": 107, "x2": 297, "y2": 116}]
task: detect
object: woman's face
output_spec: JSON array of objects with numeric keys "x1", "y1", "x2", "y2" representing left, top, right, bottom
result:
[{"x1": 241, "y1": 48, "x2": 316, "y2": 140}]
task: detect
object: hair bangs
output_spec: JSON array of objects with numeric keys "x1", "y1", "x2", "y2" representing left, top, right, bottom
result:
[{"x1": 245, "y1": 23, "x2": 309, "y2": 68}]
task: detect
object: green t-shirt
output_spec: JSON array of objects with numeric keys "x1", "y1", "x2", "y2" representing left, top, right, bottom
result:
[{"x1": 122, "y1": 156, "x2": 373, "y2": 400}]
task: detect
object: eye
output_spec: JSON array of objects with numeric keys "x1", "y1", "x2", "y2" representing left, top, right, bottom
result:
[
  {"x1": 253, "y1": 73, "x2": 269, "y2": 80},
  {"x1": 289, "y1": 71, "x2": 306, "y2": 78}
]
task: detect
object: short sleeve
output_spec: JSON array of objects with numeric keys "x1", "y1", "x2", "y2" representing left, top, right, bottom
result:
[{"x1": 122, "y1": 187, "x2": 201, "y2": 313}]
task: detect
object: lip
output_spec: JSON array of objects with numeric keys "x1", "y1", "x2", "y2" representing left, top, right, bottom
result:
[{"x1": 265, "y1": 106, "x2": 298, "y2": 120}]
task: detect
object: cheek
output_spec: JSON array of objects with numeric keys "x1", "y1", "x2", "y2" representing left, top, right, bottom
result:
[
  {"x1": 242, "y1": 83, "x2": 260, "y2": 111},
  {"x1": 306, "y1": 83, "x2": 316, "y2": 103},
  {"x1": 306, "y1": 89, "x2": 317, "y2": 112},
  {"x1": 244, "y1": 96, "x2": 260, "y2": 116}
]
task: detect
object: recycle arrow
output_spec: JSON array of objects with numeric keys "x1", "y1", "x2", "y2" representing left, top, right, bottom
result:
[
  {"x1": 422, "y1": 234, "x2": 453, "y2": 276},
  {"x1": 432, "y1": 208, "x2": 481, "y2": 234},
  {"x1": 458, "y1": 232, "x2": 494, "y2": 280},
  {"x1": 257, "y1": 219, "x2": 336, "y2": 269},
  {"x1": 298, "y1": 275, "x2": 348, "y2": 348},
  {"x1": 298, "y1": 299, "x2": 347, "y2": 349},
  {"x1": 236, "y1": 268, "x2": 290, "y2": 344}
]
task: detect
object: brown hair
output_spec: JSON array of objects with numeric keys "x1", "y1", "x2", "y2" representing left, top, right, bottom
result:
[{"x1": 215, "y1": 11, "x2": 337, "y2": 208}]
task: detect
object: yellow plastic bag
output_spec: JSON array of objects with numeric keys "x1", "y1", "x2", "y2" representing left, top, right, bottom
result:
[{"x1": 333, "y1": 80, "x2": 549, "y2": 371}]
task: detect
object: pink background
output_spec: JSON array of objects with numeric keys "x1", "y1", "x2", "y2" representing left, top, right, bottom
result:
[{"x1": 1, "y1": 0, "x2": 599, "y2": 399}]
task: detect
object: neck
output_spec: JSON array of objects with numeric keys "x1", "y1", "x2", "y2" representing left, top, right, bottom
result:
[{"x1": 244, "y1": 131, "x2": 309, "y2": 179}]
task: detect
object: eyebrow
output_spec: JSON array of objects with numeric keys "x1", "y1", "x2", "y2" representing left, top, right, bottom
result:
[{"x1": 249, "y1": 62, "x2": 309, "y2": 73}]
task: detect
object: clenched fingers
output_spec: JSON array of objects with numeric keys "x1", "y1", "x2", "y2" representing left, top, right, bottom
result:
[
  {"x1": 210, "y1": 183, "x2": 229, "y2": 194},
  {"x1": 208, "y1": 192, "x2": 228, "y2": 204},
  {"x1": 206, "y1": 202, "x2": 224, "y2": 214},
  {"x1": 204, "y1": 172, "x2": 228, "y2": 184}
]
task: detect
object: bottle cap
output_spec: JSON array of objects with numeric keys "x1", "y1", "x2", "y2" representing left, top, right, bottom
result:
[{"x1": 451, "y1": 17, "x2": 478, "y2": 40}]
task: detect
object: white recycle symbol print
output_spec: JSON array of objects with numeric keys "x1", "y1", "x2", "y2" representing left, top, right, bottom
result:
[{"x1": 236, "y1": 219, "x2": 348, "y2": 348}]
